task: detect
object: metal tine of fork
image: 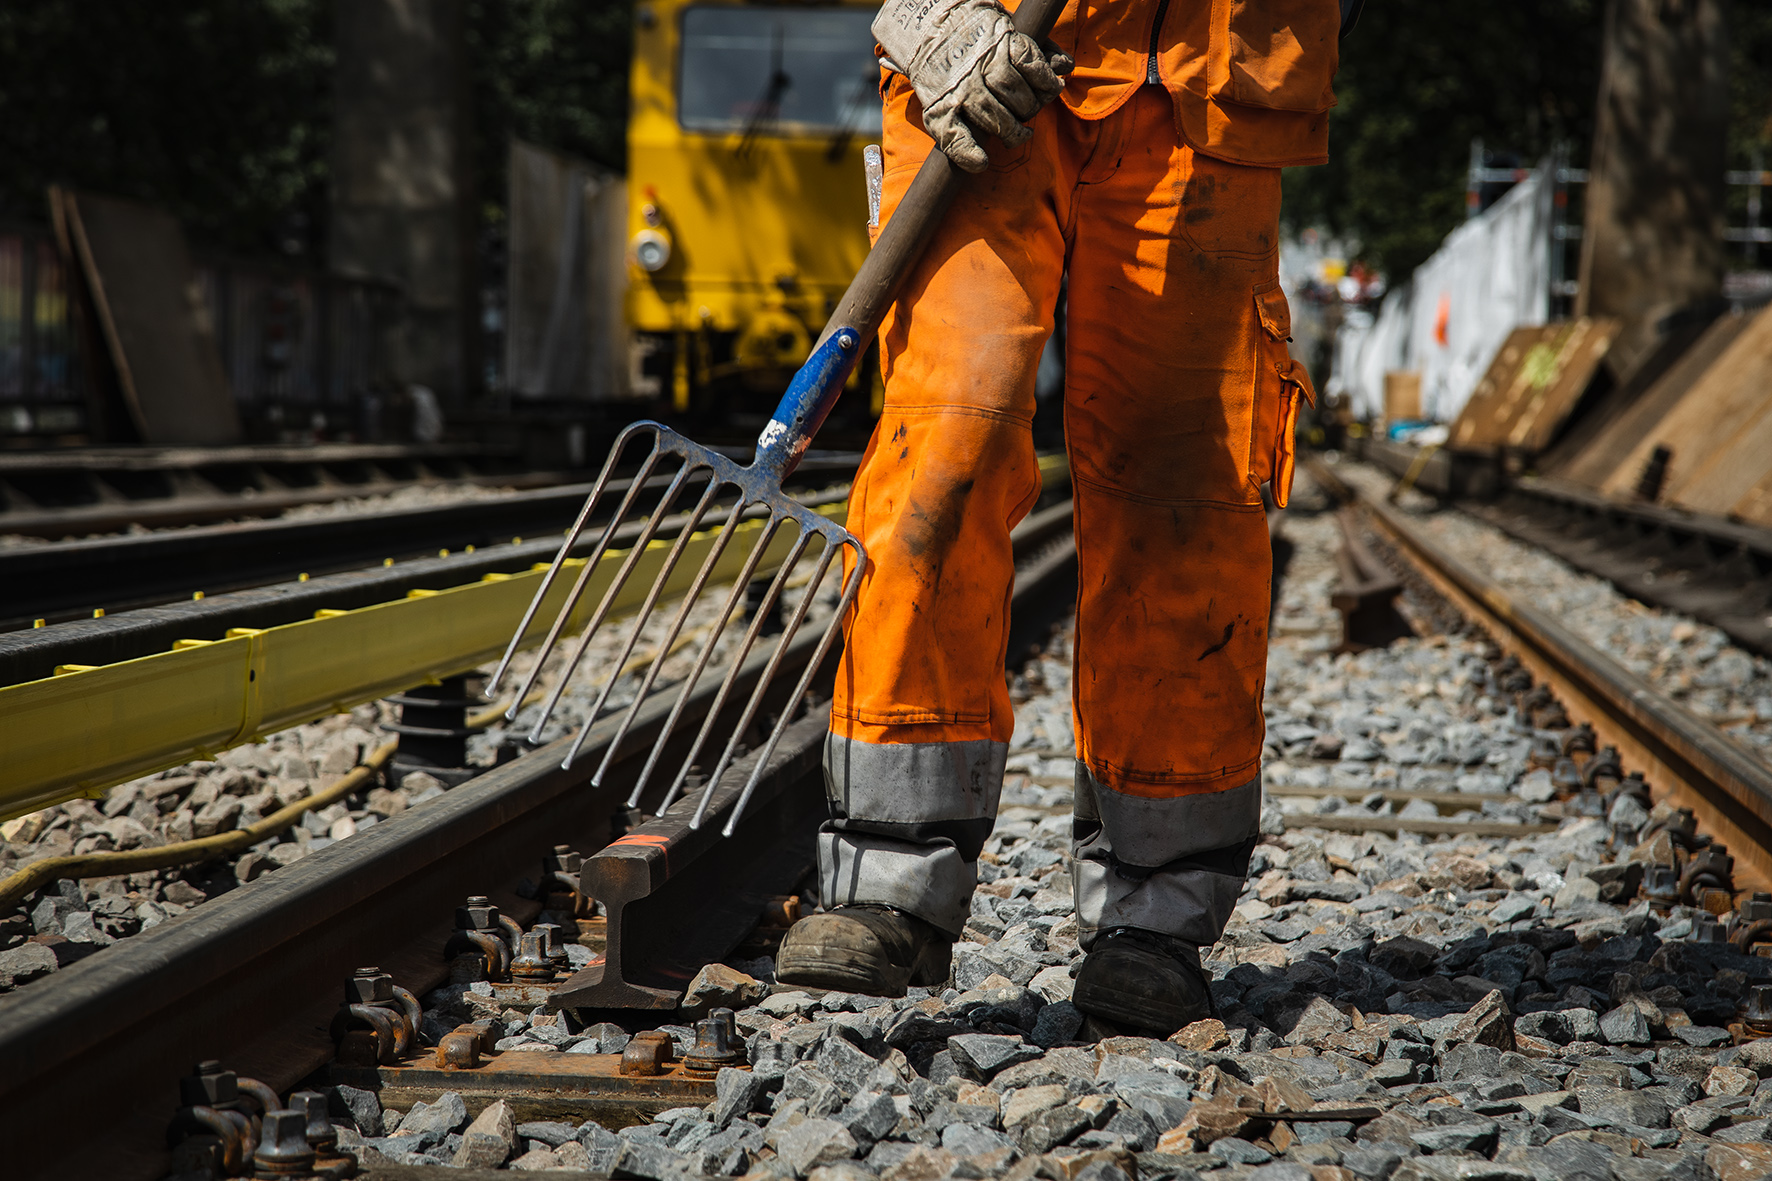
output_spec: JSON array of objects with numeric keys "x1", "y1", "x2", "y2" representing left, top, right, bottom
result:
[
  {"x1": 500, "y1": 441, "x2": 672, "y2": 719},
  {"x1": 689, "y1": 536, "x2": 841, "y2": 829},
  {"x1": 721, "y1": 541, "x2": 864, "y2": 836},
  {"x1": 526, "y1": 458, "x2": 708, "y2": 746},
  {"x1": 653, "y1": 526, "x2": 814, "y2": 815},
  {"x1": 487, "y1": 424, "x2": 656, "y2": 696},
  {"x1": 557, "y1": 475, "x2": 729, "y2": 769},
  {"x1": 624, "y1": 513, "x2": 792, "y2": 810},
  {"x1": 590, "y1": 498, "x2": 749, "y2": 788}
]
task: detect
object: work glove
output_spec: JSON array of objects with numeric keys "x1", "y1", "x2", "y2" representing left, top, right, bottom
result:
[{"x1": 873, "y1": 0, "x2": 1073, "y2": 174}]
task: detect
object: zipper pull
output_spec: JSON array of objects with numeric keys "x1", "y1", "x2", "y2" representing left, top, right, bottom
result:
[{"x1": 1146, "y1": 0, "x2": 1172, "y2": 85}]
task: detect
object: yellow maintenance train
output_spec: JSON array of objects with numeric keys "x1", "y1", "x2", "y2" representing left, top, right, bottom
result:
[{"x1": 624, "y1": 0, "x2": 885, "y2": 429}]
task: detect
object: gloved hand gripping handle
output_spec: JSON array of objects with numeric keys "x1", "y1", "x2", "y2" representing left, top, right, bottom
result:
[{"x1": 753, "y1": 0, "x2": 1070, "y2": 481}]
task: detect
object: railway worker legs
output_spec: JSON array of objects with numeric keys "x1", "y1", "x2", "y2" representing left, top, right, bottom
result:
[{"x1": 777, "y1": 79, "x2": 1314, "y2": 1031}]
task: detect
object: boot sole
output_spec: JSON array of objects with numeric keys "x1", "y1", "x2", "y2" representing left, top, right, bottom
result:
[
  {"x1": 1072, "y1": 976, "x2": 1206, "y2": 1036},
  {"x1": 776, "y1": 942, "x2": 913, "y2": 996}
]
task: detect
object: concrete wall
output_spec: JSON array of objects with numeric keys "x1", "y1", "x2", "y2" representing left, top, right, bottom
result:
[{"x1": 329, "y1": 0, "x2": 477, "y2": 404}]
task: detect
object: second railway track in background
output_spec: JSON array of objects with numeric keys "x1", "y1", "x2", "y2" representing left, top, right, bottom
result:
[
  {"x1": 0, "y1": 453, "x2": 863, "y2": 632},
  {"x1": 1309, "y1": 455, "x2": 1772, "y2": 892}
]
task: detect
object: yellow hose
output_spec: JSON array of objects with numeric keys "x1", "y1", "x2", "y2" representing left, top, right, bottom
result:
[{"x1": 0, "y1": 740, "x2": 399, "y2": 912}]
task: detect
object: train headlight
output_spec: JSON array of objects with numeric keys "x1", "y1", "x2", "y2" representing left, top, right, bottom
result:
[{"x1": 632, "y1": 228, "x2": 672, "y2": 273}]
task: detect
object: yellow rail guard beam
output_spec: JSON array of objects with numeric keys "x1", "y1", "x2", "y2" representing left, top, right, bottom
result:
[
  {"x1": 0, "y1": 455, "x2": 1068, "y2": 823},
  {"x1": 0, "y1": 506, "x2": 836, "y2": 822}
]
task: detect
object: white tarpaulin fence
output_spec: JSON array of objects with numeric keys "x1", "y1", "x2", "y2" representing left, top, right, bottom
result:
[{"x1": 1332, "y1": 160, "x2": 1554, "y2": 422}]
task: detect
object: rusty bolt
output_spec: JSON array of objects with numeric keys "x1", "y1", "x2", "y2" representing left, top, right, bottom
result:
[
  {"x1": 1744, "y1": 985, "x2": 1772, "y2": 1036},
  {"x1": 621, "y1": 1030, "x2": 674, "y2": 1076},
  {"x1": 436, "y1": 1029, "x2": 482, "y2": 1070},
  {"x1": 534, "y1": 922, "x2": 571, "y2": 970},
  {"x1": 1643, "y1": 865, "x2": 1681, "y2": 913},
  {"x1": 1582, "y1": 747, "x2": 1623, "y2": 790},
  {"x1": 1683, "y1": 846, "x2": 1736, "y2": 906},
  {"x1": 180, "y1": 1060, "x2": 239, "y2": 1108},
  {"x1": 547, "y1": 845, "x2": 584, "y2": 875},
  {"x1": 1527, "y1": 734, "x2": 1559, "y2": 770},
  {"x1": 288, "y1": 1090, "x2": 350, "y2": 1175},
  {"x1": 1617, "y1": 771, "x2": 1652, "y2": 805},
  {"x1": 1744, "y1": 894, "x2": 1772, "y2": 924},
  {"x1": 459, "y1": 1019, "x2": 498, "y2": 1053},
  {"x1": 345, "y1": 967, "x2": 394, "y2": 1005},
  {"x1": 1534, "y1": 701, "x2": 1570, "y2": 730},
  {"x1": 683, "y1": 1008, "x2": 745, "y2": 1075},
  {"x1": 454, "y1": 896, "x2": 501, "y2": 932},
  {"x1": 1692, "y1": 915, "x2": 1729, "y2": 944},
  {"x1": 1560, "y1": 722, "x2": 1596, "y2": 756},
  {"x1": 255, "y1": 1109, "x2": 319, "y2": 1177},
  {"x1": 510, "y1": 930, "x2": 555, "y2": 983}
]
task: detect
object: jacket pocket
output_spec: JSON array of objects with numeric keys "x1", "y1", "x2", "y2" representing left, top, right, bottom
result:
[
  {"x1": 1249, "y1": 285, "x2": 1314, "y2": 507},
  {"x1": 1214, "y1": 0, "x2": 1340, "y2": 114}
]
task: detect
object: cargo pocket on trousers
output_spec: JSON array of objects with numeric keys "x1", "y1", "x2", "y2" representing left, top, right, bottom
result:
[{"x1": 1250, "y1": 285, "x2": 1314, "y2": 508}]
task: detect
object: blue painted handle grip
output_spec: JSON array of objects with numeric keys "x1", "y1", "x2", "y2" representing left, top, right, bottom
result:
[{"x1": 753, "y1": 327, "x2": 862, "y2": 481}]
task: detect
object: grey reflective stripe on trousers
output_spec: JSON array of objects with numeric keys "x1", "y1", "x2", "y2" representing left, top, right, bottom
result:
[
  {"x1": 824, "y1": 733, "x2": 1006, "y2": 822},
  {"x1": 1070, "y1": 763, "x2": 1259, "y2": 949},
  {"x1": 817, "y1": 733, "x2": 1007, "y2": 936}
]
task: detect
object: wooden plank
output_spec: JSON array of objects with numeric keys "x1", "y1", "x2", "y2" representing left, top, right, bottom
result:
[
  {"x1": 1596, "y1": 303, "x2": 1772, "y2": 500},
  {"x1": 1504, "y1": 318, "x2": 1618, "y2": 451},
  {"x1": 1449, "y1": 325, "x2": 1556, "y2": 448},
  {"x1": 1551, "y1": 309, "x2": 1753, "y2": 488},
  {"x1": 1448, "y1": 319, "x2": 1618, "y2": 451},
  {"x1": 1665, "y1": 346, "x2": 1772, "y2": 516},
  {"x1": 55, "y1": 189, "x2": 240, "y2": 445}
]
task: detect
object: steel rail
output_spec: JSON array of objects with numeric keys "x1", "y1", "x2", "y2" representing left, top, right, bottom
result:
[
  {"x1": 0, "y1": 497, "x2": 1080, "y2": 1180},
  {"x1": 0, "y1": 456, "x2": 862, "y2": 632},
  {"x1": 1307, "y1": 456, "x2": 1772, "y2": 893}
]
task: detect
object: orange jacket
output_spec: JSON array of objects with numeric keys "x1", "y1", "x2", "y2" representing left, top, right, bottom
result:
[{"x1": 1040, "y1": 0, "x2": 1339, "y2": 167}]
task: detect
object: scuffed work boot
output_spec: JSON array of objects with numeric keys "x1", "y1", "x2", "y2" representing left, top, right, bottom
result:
[
  {"x1": 775, "y1": 905, "x2": 952, "y2": 995},
  {"x1": 1072, "y1": 928, "x2": 1214, "y2": 1035}
]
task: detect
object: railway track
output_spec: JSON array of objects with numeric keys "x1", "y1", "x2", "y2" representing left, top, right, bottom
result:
[
  {"x1": 1466, "y1": 477, "x2": 1772, "y2": 662},
  {"x1": 1353, "y1": 437, "x2": 1772, "y2": 664},
  {"x1": 0, "y1": 453, "x2": 862, "y2": 632},
  {"x1": 0, "y1": 488, "x2": 1078, "y2": 1179},
  {"x1": 13, "y1": 453, "x2": 1772, "y2": 1179},
  {"x1": 0, "y1": 443, "x2": 537, "y2": 540},
  {"x1": 1307, "y1": 456, "x2": 1772, "y2": 893}
]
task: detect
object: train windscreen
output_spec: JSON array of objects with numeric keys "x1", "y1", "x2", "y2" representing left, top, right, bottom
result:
[{"x1": 678, "y1": 7, "x2": 883, "y2": 136}]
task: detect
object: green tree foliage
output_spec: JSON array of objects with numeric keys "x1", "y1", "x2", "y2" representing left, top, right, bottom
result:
[
  {"x1": 1282, "y1": 1, "x2": 1604, "y2": 278},
  {"x1": 0, "y1": 0, "x2": 632, "y2": 255},
  {"x1": 467, "y1": 0, "x2": 633, "y2": 230},
  {"x1": 0, "y1": 1, "x2": 333, "y2": 257}
]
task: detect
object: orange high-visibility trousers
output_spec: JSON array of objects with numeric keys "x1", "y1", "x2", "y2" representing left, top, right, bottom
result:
[{"x1": 819, "y1": 79, "x2": 1313, "y2": 948}]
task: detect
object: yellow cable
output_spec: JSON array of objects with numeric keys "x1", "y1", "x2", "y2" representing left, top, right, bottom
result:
[{"x1": 0, "y1": 741, "x2": 398, "y2": 912}]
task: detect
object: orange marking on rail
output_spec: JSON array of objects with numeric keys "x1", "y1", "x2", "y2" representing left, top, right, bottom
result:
[{"x1": 609, "y1": 832, "x2": 672, "y2": 872}]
